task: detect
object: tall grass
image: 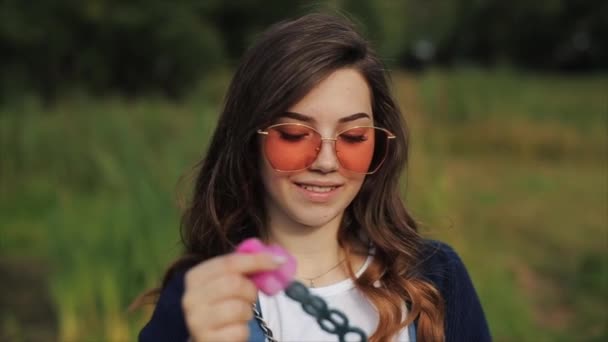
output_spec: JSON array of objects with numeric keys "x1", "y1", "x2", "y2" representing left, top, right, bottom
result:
[
  {"x1": 399, "y1": 69, "x2": 607, "y2": 341},
  {"x1": 0, "y1": 97, "x2": 221, "y2": 340},
  {"x1": 0, "y1": 69, "x2": 606, "y2": 341}
]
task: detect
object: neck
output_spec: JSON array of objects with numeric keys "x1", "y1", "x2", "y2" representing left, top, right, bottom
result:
[{"x1": 265, "y1": 213, "x2": 345, "y2": 284}]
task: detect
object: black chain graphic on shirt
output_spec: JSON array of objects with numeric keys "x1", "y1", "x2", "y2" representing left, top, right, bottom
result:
[{"x1": 283, "y1": 281, "x2": 368, "y2": 342}]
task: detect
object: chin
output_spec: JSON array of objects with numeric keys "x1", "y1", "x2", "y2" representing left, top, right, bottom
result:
[{"x1": 287, "y1": 205, "x2": 345, "y2": 228}]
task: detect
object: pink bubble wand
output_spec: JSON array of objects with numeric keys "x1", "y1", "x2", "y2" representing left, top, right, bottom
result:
[{"x1": 236, "y1": 238, "x2": 367, "y2": 342}]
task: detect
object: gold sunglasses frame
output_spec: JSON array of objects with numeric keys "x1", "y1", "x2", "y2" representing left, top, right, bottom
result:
[{"x1": 257, "y1": 122, "x2": 396, "y2": 174}]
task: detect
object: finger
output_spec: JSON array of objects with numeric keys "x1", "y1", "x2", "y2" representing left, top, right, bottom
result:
[
  {"x1": 205, "y1": 274, "x2": 258, "y2": 303},
  {"x1": 186, "y1": 252, "x2": 285, "y2": 287},
  {"x1": 183, "y1": 274, "x2": 258, "y2": 312},
  {"x1": 198, "y1": 324, "x2": 249, "y2": 342},
  {"x1": 205, "y1": 299, "x2": 254, "y2": 328}
]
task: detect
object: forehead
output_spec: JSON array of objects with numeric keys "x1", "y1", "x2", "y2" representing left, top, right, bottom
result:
[{"x1": 285, "y1": 68, "x2": 373, "y2": 125}]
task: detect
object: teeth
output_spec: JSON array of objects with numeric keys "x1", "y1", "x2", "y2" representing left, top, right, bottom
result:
[{"x1": 300, "y1": 185, "x2": 336, "y2": 193}]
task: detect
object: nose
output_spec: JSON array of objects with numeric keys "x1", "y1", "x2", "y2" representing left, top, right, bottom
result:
[{"x1": 309, "y1": 139, "x2": 339, "y2": 173}]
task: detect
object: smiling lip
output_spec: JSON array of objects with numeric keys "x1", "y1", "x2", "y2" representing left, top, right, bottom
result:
[{"x1": 293, "y1": 182, "x2": 343, "y2": 202}]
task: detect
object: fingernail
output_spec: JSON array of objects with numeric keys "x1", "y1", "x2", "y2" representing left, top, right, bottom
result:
[{"x1": 272, "y1": 255, "x2": 287, "y2": 264}]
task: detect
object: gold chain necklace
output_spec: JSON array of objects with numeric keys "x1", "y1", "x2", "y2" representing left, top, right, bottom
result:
[{"x1": 300, "y1": 258, "x2": 346, "y2": 288}]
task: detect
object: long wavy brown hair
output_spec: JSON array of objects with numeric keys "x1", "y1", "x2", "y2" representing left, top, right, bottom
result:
[{"x1": 134, "y1": 13, "x2": 445, "y2": 341}]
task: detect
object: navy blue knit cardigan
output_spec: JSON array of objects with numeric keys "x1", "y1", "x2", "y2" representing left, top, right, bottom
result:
[{"x1": 139, "y1": 241, "x2": 491, "y2": 341}]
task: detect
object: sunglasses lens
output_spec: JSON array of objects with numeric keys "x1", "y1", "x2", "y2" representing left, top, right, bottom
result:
[
  {"x1": 262, "y1": 124, "x2": 391, "y2": 174},
  {"x1": 336, "y1": 127, "x2": 389, "y2": 173},
  {"x1": 264, "y1": 125, "x2": 320, "y2": 171}
]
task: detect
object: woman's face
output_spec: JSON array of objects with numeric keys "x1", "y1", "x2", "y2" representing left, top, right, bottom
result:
[{"x1": 260, "y1": 68, "x2": 373, "y2": 228}]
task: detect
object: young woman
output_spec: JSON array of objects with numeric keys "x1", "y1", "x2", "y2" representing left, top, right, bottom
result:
[{"x1": 138, "y1": 13, "x2": 490, "y2": 342}]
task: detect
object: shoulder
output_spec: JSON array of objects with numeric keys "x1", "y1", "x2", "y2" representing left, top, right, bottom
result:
[
  {"x1": 415, "y1": 239, "x2": 492, "y2": 341},
  {"x1": 415, "y1": 239, "x2": 470, "y2": 289},
  {"x1": 139, "y1": 270, "x2": 189, "y2": 342},
  {"x1": 419, "y1": 239, "x2": 462, "y2": 265}
]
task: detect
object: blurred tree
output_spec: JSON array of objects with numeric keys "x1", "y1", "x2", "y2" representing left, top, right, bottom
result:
[
  {"x1": 404, "y1": 0, "x2": 608, "y2": 70},
  {"x1": 0, "y1": 0, "x2": 224, "y2": 102},
  {"x1": 0, "y1": 0, "x2": 605, "y2": 102},
  {"x1": 201, "y1": 0, "x2": 310, "y2": 62}
]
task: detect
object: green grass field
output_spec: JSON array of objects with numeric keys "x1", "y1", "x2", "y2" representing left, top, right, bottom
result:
[{"x1": 1, "y1": 69, "x2": 606, "y2": 341}]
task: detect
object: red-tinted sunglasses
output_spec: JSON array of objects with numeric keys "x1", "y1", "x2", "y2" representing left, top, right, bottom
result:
[{"x1": 257, "y1": 123, "x2": 396, "y2": 174}]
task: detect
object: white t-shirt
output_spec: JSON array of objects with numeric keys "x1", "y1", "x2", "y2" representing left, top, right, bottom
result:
[{"x1": 258, "y1": 254, "x2": 411, "y2": 342}]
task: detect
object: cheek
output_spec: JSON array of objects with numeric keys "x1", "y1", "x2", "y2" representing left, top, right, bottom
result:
[
  {"x1": 260, "y1": 148, "x2": 274, "y2": 184},
  {"x1": 345, "y1": 172, "x2": 366, "y2": 189},
  {"x1": 346, "y1": 177, "x2": 365, "y2": 200},
  {"x1": 260, "y1": 159, "x2": 277, "y2": 190},
  {"x1": 340, "y1": 174, "x2": 366, "y2": 206},
  {"x1": 260, "y1": 157, "x2": 292, "y2": 197}
]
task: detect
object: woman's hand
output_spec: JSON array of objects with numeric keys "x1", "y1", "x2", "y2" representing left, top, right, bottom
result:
[{"x1": 182, "y1": 252, "x2": 285, "y2": 342}]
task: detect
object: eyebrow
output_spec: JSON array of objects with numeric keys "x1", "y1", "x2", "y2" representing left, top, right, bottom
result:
[{"x1": 282, "y1": 111, "x2": 371, "y2": 123}]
